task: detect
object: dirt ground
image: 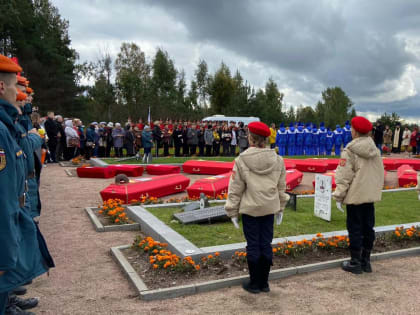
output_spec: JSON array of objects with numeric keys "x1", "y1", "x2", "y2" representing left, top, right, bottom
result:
[{"x1": 29, "y1": 164, "x2": 420, "y2": 315}]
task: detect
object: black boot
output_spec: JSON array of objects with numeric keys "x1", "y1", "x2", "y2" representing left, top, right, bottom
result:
[
  {"x1": 242, "y1": 260, "x2": 260, "y2": 294},
  {"x1": 5, "y1": 304, "x2": 35, "y2": 315},
  {"x1": 258, "y1": 257, "x2": 271, "y2": 293},
  {"x1": 11, "y1": 286, "x2": 27, "y2": 296},
  {"x1": 341, "y1": 249, "x2": 362, "y2": 274},
  {"x1": 8, "y1": 294, "x2": 39, "y2": 310},
  {"x1": 361, "y1": 249, "x2": 372, "y2": 273}
]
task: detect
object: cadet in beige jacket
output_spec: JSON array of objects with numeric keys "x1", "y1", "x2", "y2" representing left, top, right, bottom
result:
[
  {"x1": 333, "y1": 116, "x2": 384, "y2": 274},
  {"x1": 417, "y1": 173, "x2": 420, "y2": 200},
  {"x1": 225, "y1": 121, "x2": 289, "y2": 294}
]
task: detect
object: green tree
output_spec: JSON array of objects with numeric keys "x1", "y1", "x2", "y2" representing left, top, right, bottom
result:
[
  {"x1": 195, "y1": 59, "x2": 210, "y2": 111},
  {"x1": 115, "y1": 42, "x2": 151, "y2": 120},
  {"x1": 296, "y1": 106, "x2": 316, "y2": 123},
  {"x1": 262, "y1": 78, "x2": 284, "y2": 124},
  {"x1": 315, "y1": 87, "x2": 354, "y2": 128},
  {"x1": 0, "y1": 0, "x2": 80, "y2": 116},
  {"x1": 208, "y1": 62, "x2": 234, "y2": 115},
  {"x1": 378, "y1": 112, "x2": 401, "y2": 129}
]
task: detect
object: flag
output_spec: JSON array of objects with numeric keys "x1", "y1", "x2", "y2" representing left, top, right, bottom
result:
[{"x1": 148, "y1": 106, "x2": 151, "y2": 125}]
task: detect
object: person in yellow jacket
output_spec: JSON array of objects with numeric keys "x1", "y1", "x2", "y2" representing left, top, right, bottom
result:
[
  {"x1": 269, "y1": 123, "x2": 277, "y2": 149},
  {"x1": 333, "y1": 116, "x2": 384, "y2": 274},
  {"x1": 225, "y1": 121, "x2": 289, "y2": 294}
]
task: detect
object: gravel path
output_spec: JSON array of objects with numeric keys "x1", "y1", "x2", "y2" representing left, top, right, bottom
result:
[{"x1": 28, "y1": 164, "x2": 419, "y2": 314}]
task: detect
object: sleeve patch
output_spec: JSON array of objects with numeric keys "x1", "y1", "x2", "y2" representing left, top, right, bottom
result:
[
  {"x1": 339, "y1": 159, "x2": 346, "y2": 167},
  {"x1": 0, "y1": 148, "x2": 6, "y2": 172}
]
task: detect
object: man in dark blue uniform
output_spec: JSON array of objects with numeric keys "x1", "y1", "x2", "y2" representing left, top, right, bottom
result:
[{"x1": 0, "y1": 55, "x2": 54, "y2": 315}]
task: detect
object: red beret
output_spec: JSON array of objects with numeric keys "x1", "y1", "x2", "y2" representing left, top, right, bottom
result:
[
  {"x1": 0, "y1": 54, "x2": 22, "y2": 73},
  {"x1": 351, "y1": 116, "x2": 372, "y2": 134},
  {"x1": 17, "y1": 76, "x2": 27, "y2": 87},
  {"x1": 16, "y1": 90, "x2": 27, "y2": 101},
  {"x1": 248, "y1": 121, "x2": 270, "y2": 137}
]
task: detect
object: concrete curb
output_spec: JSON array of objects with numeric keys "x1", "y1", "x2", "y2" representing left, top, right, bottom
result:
[
  {"x1": 85, "y1": 207, "x2": 140, "y2": 232},
  {"x1": 127, "y1": 206, "x2": 203, "y2": 259},
  {"x1": 128, "y1": 202, "x2": 420, "y2": 259},
  {"x1": 111, "y1": 245, "x2": 420, "y2": 301}
]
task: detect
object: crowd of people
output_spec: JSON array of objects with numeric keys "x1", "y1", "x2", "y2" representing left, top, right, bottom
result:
[
  {"x1": 37, "y1": 116, "x2": 420, "y2": 163},
  {"x1": 372, "y1": 122, "x2": 420, "y2": 155}
]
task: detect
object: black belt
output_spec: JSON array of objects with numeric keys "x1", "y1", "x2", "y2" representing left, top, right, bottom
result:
[{"x1": 19, "y1": 193, "x2": 26, "y2": 208}]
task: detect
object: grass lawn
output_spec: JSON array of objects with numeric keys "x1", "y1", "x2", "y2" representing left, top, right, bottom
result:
[
  {"x1": 102, "y1": 153, "x2": 338, "y2": 165},
  {"x1": 147, "y1": 191, "x2": 420, "y2": 247}
]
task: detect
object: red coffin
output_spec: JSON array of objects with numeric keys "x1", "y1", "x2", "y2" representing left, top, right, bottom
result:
[
  {"x1": 187, "y1": 172, "x2": 231, "y2": 199},
  {"x1": 395, "y1": 159, "x2": 420, "y2": 171},
  {"x1": 397, "y1": 165, "x2": 418, "y2": 187},
  {"x1": 285, "y1": 169, "x2": 303, "y2": 191},
  {"x1": 100, "y1": 174, "x2": 190, "y2": 204},
  {"x1": 284, "y1": 160, "x2": 296, "y2": 170},
  {"x1": 108, "y1": 164, "x2": 144, "y2": 177},
  {"x1": 183, "y1": 160, "x2": 234, "y2": 175},
  {"x1": 146, "y1": 164, "x2": 181, "y2": 175},
  {"x1": 382, "y1": 158, "x2": 402, "y2": 171},
  {"x1": 290, "y1": 159, "x2": 329, "y2": 173},
  {"x1": 76, "y1": 166, "x2": 115, "y2": 178}
]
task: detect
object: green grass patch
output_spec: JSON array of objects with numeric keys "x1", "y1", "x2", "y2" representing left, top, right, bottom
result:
[
  {"x1": 147, "y1": 191, "x2": 420, "y2": 247},
  {"x1": 102, "y1": 154, "x2": 337, "y2": 165}
]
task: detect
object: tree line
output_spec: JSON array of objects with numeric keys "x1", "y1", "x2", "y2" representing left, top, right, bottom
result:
[{"x1": 3, "y1": 0, "x2": 410, "y2": 129}]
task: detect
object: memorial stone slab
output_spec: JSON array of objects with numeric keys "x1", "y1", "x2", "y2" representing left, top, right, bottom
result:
[{"x1": 174, "y1": 206, "x2": 228, "y2": 224}]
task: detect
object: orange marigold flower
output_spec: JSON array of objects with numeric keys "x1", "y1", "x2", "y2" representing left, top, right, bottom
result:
[
  {"x1": 215, "y1": 252, "x2": 220, "y2": 257},
  {"x1": 285, "y1": 249, "x2": 290, "y2": 255},
  {"x1": 195, "y1": 265, "x2": 200, "y2": 271},
  {"x1": 272, "y1": 248, "x2": 277, "y2": 253},
  {"x1": 153, "y1": 264, "x2": 158, "y2": 269},
  {"x1": 208, "y1": 255, "x2": 213, "y2": 259},
  {"x1": 115, "y1": 218, "x2": 120, "y2": 223},
  {"x1": 316, "y1": 233, "x2": 323, "y2": 237},
  {"x1": 395, "y1": 231, "x2": 401, "y2": 237}
]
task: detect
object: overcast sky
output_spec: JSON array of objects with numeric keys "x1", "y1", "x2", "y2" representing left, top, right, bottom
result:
[{"x1": 51, "y1": 0, "x2": 420, "y2": 123}]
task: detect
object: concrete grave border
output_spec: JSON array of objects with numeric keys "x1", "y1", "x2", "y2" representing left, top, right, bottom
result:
[
  {"x1": 85, "y1": 207, "x2": 140, "y2": 232},
  {"x1": 111, "y1": 244, "x2": 420, "y2": 301},
  {"x1": 127, "y1": 203, "x2": 420, "y2": 260}
]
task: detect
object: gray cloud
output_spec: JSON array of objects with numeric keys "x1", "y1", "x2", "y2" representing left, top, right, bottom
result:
[{"x1": 52, "y1": 0, "x2": 420, "y2": 121}]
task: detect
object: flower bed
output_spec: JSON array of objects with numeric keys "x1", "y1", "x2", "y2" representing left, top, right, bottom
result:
[{"x1": 123, "y1": 227, "x2": 420, "y2": 290}]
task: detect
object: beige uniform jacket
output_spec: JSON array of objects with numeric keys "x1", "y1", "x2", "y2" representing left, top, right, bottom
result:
[
  {"x1": 333, "y1": 137, "x2": 384, "y2": 205},
  {"x1": 225, "y1": 147, "x2": 290, "y2": 218}
]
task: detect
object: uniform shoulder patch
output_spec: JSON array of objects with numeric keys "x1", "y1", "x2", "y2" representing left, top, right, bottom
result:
[
  {"x1": 339, "y1": 159, "x2": 346, "y2": 167},
  {"x1": 0, "y1": 148, "x2": 6, "y2": 172}
]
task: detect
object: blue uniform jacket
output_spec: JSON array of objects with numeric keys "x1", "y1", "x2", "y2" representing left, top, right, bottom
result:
[
  {"x1": 334, "y1": 129, "x2": 343, "y2": 146},
  {"x1": 296, "y1": 127, "x2": 304, "y2": 145},
  {"x1": 275, "y1": 128, "x2": 287, "y2": 146},
  {"x1": 86, "y1": 126, "x2": 96, "y2": 142},
  {"x1": 287, "y1": 127, "x2": 296, "y2": 145},
  {"x1": 326, "y1": 131, "x2": 334, "y2": 147},
  {"x1": 16, "y1": 115, "x2": 43, "y2": 218},
  {"x1": 304, "y1": 128, "x2": 312, "y2": 146},
  {"x1": 312, "y1": 128, "x2": 319, "y2": 145},
  {"x1": 343, "y1": 125, "x2": 352, "y2": 144},
  {"x1": 319, "y1": 127, "x2": 327, "y2": 145},
  {"x1": 0, "y1": 100, "x2": 51, "y2": 293}
]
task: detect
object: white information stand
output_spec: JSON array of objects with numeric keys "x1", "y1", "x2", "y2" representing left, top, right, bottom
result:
[{"x1": 314, "y1": 174, "x2": 332, "y2": 222}]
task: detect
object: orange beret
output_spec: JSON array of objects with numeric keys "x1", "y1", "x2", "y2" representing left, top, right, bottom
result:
[
  {"x1": 26, "y1": 87, "x2": 33, "y2": 94},
  {"x1": 248, "y1": 121, "x2": 270, "y2": 137},
  {"x1": 0, "y1": 54, "x2": 22, "y2": 73},
  {"x1": 351, "y1": 116, "x2": 372, "y2": 134},
  {"x1": 17, "y1": 76, "x2": 27, "y2": 87},
  {"x1": 16, "y1": 90, "x2": 27, "y2": 101}
]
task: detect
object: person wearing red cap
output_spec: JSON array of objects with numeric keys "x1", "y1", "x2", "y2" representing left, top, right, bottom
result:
[
  {"x1": 0, "y1": 54, "x2": 54, "y2": 314},
  {"x1": 333, "y1": 116, "x2": 384, "y2": 274},
  {"x1": 225, "y1": 121, "x2": 290, "y2": 294}
]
